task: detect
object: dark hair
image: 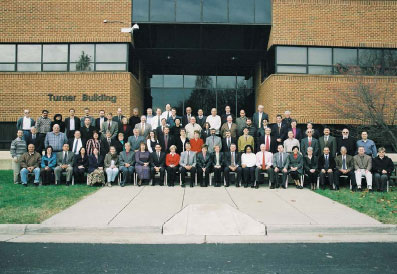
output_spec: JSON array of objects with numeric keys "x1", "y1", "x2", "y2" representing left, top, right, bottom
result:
[
  {"x1": 53, "y1": 114, "x2": 62, "y2": 120},
  {"x1": 45, "y1": 146, "x2": 53, "y2": 155},
  {"x1": 244, "y1": 145, "x2": 253, "y2": 153},
  {"x1": 79, "y1": 147, "x2": 86, "y2": 155},
  {"x1": 139, "y1": 142, "x2": 148, "y2": 151},
  {"x1": 276, "y1": 114, "x2": 282, "y2": 118},
  {"x1": 42, "y1": 110, "x2": 49, "y2": 114},
  {"x1": 292, "y1": 146, "x2": 299, "y2": 152}
]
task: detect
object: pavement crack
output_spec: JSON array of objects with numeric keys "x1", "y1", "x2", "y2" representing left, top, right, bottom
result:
[
  {"x1": 181, "y1": 187, "x2": 186, "y2": 210},
  {"x1": 107, "y1": 186, "x2": 146, "y2": 225},
  {"x1": 224, "y1": 187, "x2": 239, "y2": 209}
]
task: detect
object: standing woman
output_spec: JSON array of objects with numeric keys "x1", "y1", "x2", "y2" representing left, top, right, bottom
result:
[
  {"x1": 119, "y1": 117, "x2": 133, "y2": 142},
  {"x1": 304, "y1": 147, "x2": 318, "y2": 190},
  {"x1": 241, "y1": 145, "x2": 257, "y2": 188},
  {"x1": 172, "y1": 118, "x2": 183, "y2": 137},
  {"x1": 165, "y1": 145, "x2": 180, "y2": 186},
  {"x1": 104, "y1": 146, "x2": 119, "y2": 187},
  {"x1": 86, "y1": 131, "x2": 101, "y2": 156},
  {"x1": 73, "y1": 147, "x2": 89, "y2": 184},
  {"x1": 146, "y1": 130, "x2": 159, "y2": 153},
  {"x1": 176, "y1": 128, "x2": 189, "y2": 154},
  {"x1": 51, "y1": 114, "x2": 65, "y2": 133},
  {"x1": 135, "y1": 142, "x2": 151, "y2": 186},
  {"x1": 87, "y1": 147, "x2": 105, "y2": 186},
  {"x1": 285, "y1": 146, "x2": 304, "y2": 189},
  {"x1": 40, "y1": 146, "x2": 56, "y2": 185},
  {"x1": 201, "y1": 122, "x2": 211, "y2": 141}
]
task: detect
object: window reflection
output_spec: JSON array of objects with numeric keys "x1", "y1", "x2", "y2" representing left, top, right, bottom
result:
[
  {"x1": 133, "y1": 0, "x2": 149, "y2": 21},
  {"x1": 0, "y1": 64, "x2": 15, "y2": 71},
  {"x1": 150, "y1": 0, "x2": 175, "y2": 22},
  {"x1": 277, "y1": 47, "x2": 307, "y2": 65},
  {"x1": 70, "y1": 44, "x2": 94, "y2": 63},
  {"x1": 43, "y1": 44, "x2": 68, "y2": 62},
  {"x1": 96, "y1": 44, "x2": 127, "y2": 62},
  {"x1": 176, "y1": 0, "x2": 201, "y2": 22},
  {"x1": 0, "y1": 45, "x2": 16, "y2": 62},
  {"x1": 17, "y1": 63, "x2": 41, "y2": 71},
  {"x1": 17, "y1": 45, "x2": 41, "y2": 62},
  {"x1": 95, "y1": 64, "x2": 127, "y2": 71},
  {"x1": 43, "y1": 64, "x2": 68, "y2": 71},
  {"x1": 333, "y1": 48, "x2": 357, "y2": 66},
  {"x1": 255, "y1": 0, "x2": 271, "y2": 24},
  {"x1": 229, "y1": 0, "x2": 254, "y2": 23},
  {"x1": 308, "y1": 48, "x2": 332, "y2": 65},
  {"x1": 203, "y1": 0, "x2": 228, "y2": 22}
]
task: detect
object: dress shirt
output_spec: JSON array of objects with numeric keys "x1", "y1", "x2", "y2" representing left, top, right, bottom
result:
[
  {"x1": 45, "y1": 132, "x2": 67, "y2": 152},
  {"x1": 161, "y1": 111, "x2": 172, "y2": 120},
  {"x1": 72, "y1": 138, "x2": 83, "y2": 154},
  {"x1": 99, "y1": 117, "x2": 105, "y2": 130},
  {"x1": 257, "y1": 112, "x2": 263, "y2": 128},
  {"x1": 36, "y1": 116, "x2": 52, "y2": 134},
  {"x1": 69, "y1": 117, "x2": 75, "y2": 131},
  {"x1": 146, "y1": 115, "x2": 153, "y2": 125},
  {"x1": 356, "y1": 139, "x2": 377, "y2": 158},
  {"x1": 230, "y1": 151, "x2": 238, "y2": 167},
  {"x1": 23, "y1": 117, "x2": 31, "y2": 130},
  {"x1": 241, "y1": 153, "x2": 257, "y2": 167},
  {"x1": 185, "y1": 123, "x2": 202, "y2": 139},
  {"x1": 206, "y1": 115, "x2": 221, "y2": 132},
  {"x1": 256, "y1": 151, "x2": 273, "y2": 167},
  {"x1": 283, "y1": 138, "x2": 300, "y2": 153},
  {"x1": 151, "y1": 115, "x2": 162, "y2": 129}
]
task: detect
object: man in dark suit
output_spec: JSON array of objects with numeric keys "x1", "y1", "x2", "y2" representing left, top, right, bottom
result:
[
  {"x1": 119, "y1": 142, "x2": 135, "y2": 187},
  {"x1": 222, "y1": 130, "x2": 236, "y2": 152},
  {"x1": 127, "y1": 128, "x2": 145, "y2": 152},
  {"x1": 196, "y1": 109, "x2": 207, "y2": 128},
  {"x1": 258, "y1": 127, "x2": 277, "y2": 153},
  {"x1": 158, "y1": 127, "x2": 175, "y2": 153},
  {"x1": 334, "y1": 146, "x2": 356, "y2": 190},
  {"x1": 211, "y1": 145, "x2": 224, "y2": 187},
  {"x1": 101, "y1": 113, "x2": 118, "y2": 139},
  {"x1": 196, "y1": 144, "x2": 212, "y2": 187},
  {"x1": 129, "y1": 108, "x2": 140, "y2": 129},
  {"x1": 112, "y1": 107, "x2": 125, "y2": 125},
  {"x1": 301, "y1": 129, "x2": 320, "y2": 157},
  {"x1": 223, "y1": 144, "x2": 242, "y2": 187},
  {"x1": 319, "y1": 127, "x2": 337, "y2": 157},
  {"x1": 272, "y1": 144, "x2": 289, "y2": 188},
  {"x1": 54, "y1": 143, "x2": 75, "y2": 185},
  {"x1": 156, "y1": 118, "x2": 167, "y2": 139},
  {"x1": 281, "y1": 110, "x2": 292, "y2": 129},
  {"x1": 64, "y1": 108, "x2": 81, "y2": 139},
  {"x1": 26, "y1": 126, "x2": 42, "y2": 153},
  {"x1": 95, "y1": 110, "x2": 107, "y2": 133},
  {"x1": 179, "y1": 143, "x2": 196, "y2": 187},
  {"x1": 182, "y1": 107, "x2": 195, "y2": 127},
  {"x1": 221, "y1": 105, "x2": 235, "y2": 124},
  {"x1": 150, "y1": 144, "x2": 166, "y2": 186},
  {"x1": 100, "y1": 131, "x2": 113, "y2": 156},
  {"x1": 318, "y1": 147, "x2": 336, "y2": 190},
  {"x1": 67, "y1": 130, "x2": 86, "y2": 155},
  {"x1": 252, "y1": 105, "x2": 269, "y2": 130},
  {"x1": 271, "y1": 115, "x2": 288, "y2": 145},
  {"x1": 337, "y1": 128, "x2": 356, "y2": 156}
]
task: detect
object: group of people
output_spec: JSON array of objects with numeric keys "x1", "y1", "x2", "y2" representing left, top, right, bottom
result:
[{"x1": 10, "y1": 105, "x2": 394, "y2": 191}]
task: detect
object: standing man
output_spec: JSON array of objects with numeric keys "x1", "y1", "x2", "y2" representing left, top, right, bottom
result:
[
  {"x1": 95, "y1": 110, "x2": 107, "y2": 133},
  {"x1": 337, "y1": 128, "x2": 356, "y2": 156},
  {"x1": 354, "y1": 146, "x2": 373, "y2": 191},
  {"x1": 196, "y1": 109, "x2": 207, "y2": 128},
  {"x1": 221, "y1": 105, "x2": 235, "y2": 124},
  {"x1": 112, "y1": 108, "x2": 125, "y2": 126},
  {"x1": 65, "y1": 108, "x2": 81, "y2": 139},
  {"x1": 252, "y1": 105, "x2": 269, "y2": 130},
  {"x1": 68, "y1": 130, "x2": 86, "y2": 155},
  {"x1": 282, "y1": 110, "x2": 292, "y2": 129},
  {"x1": 206, "y1": 108, "x2": 222, "y2": 135},
  {"x1": 356, "y1": 131, "x2": 377, "y2": 158},
  {"x1": 80, "y1": 117, "x2": 95, "y2": 141},
  {"x1": 80, "y1": 108, "x2": 95, "y2": 127},
  {"x1": 235, "y1": 109, "x2": 248, "y2": 137},
  {"x1": 101, "y1": 113, "x2": 118, "y2": 139},
  {"x1": 258, "y1": 127, "x2": 277, "y2": 153},
  {"x1": 319, "y1": 127, "x2": 337, "y2": 157},
  {"x1": 161, "y1": 104, "x2": 172, "y2": 121},
  {"x1": 220, "y1": 115, "x2": 237, "y2": 138},
  {"x1": 273, "y1": 144, "x2": 289, "y2": 188},
  {"x1": 10, "y1": 130, "x2": 27, "y2": 184},
  {"x1": 54, "y1": 144, "x2": 74, "y2": 186},
  {"x1": 205, "y1": 128, "x2": 222, "y2": 153},
  {"x1": 17, "y1": 109, "x2": 35, "y2": 141},
  {"x1": 271, "y1": 114, "x2": 287, "y2": 145},
  {"x1": 182, "y1": 107, "x2": 194, "y2": 126},
  {"x1": 19, "y1": 144, "x2": 41, "y2": 186},
  {"x1": 146, "y1": 108, "x2": 154, "y2": 125},
  {"x1": 223, "y1": 143, "x2": 242, "y2": 187},
  {"x1": 128, "y1": 128, "x2": 145, "y2": 152},
  {"x1": 151, "y1": 108, "x2": 163, "y2": 130},
  {"x1": 129, "y1": 108, "x2": 141, "y2": 129},
  {"x1": 134, "y1": 115, "x2": 152, "y2": 138},
  {"x1": 159, "y1": 127, "x2": 174, "y2": 153},
  {"x1": 26, "y1": 127, "x2": 42, "y2": 153},
  {"x1": 36, "y1": 110, "x2": 52, "y2": 153},
  {"x1": 334, "y1": 146, "x2": 356, "y2": 191},
  {"x1": 222, "y1": 130, "x2": 236, "y2": 153},
  {"x1": 246, "y1": 118, "x2": 257, "y2": 138},
  {"x1": 238, "y1": 127, "x2": 255, "y2": 152},
  {"x1": 44, "y1": 124, "x2": 68, "y2": 153},
  {"x1": 255, "y1": 144, "x2": 275, "y2": 189},
  {"x1": 179, "y1": 142, "x2": 197, "y2": 187},
  {"x1": 185, "y1": 116, "x2": 202, "y2": 140},
  {"x1": 301, "y1": 129, "x2": 320, "y2": 157},
  {"x1": 150, "y1": 144, "x2": 166, "y2": 186},
  {"x1": 318, "y1": 147, "x2": 336, "y2": 190}
]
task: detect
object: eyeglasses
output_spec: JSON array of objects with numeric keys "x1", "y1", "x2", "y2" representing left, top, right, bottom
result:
[{"x1": 342, "y1": 131, "x2": 348, "y2": 133}]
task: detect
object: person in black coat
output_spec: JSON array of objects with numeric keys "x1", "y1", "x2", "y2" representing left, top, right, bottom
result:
[
  {"x1": 26, "y1": 126, "x2": 43, "y2": 153},
  {"x1": 303, "y1": 147, "x2": 319, "y2": 190},
  {"x1": 271, "y1": 115, "x2": 288, "y2": 145},
  {"x1": 51, "y1": 114, "x2": 65, "y2": 133},
  {"x1": 119, "y1": 117, "x2": 133, "y2": 142},
  {"x1": 258, "y1": 128, "x2": 278, "y2": 153},
  {"x1": 211, "y1": 146, "x2": 224, "y2": 187},
  {"x1": 158, "y1": 127, "x2": 175, "y2": 153},
  {"x1": 336, "y1": 128, "x2": 356, "y2": 156},
  {"x1": 372, "y1": 147, "x2": 395, "y2": 192},
  {"x1": 201, "y1": 122, "x2": 211, "y2": 141},
  {"x1": 73, "y1": 147, "x2": 89, "y2": 184},
  {"x1": 67, "y1": 131, "x2": 87, "y2": 155},
  {"x1": 80, "y1": 118, "x2": 96, "y2": 141},
  {"x1": 111, "y1": 133, "x2": 126, "y2": 154},
  {"x1": 288, "y1": 120, "x2": 303, "y2": 141},
  {"x1": 150, "y1": 143, "x2": 166, "y2": 186},
  {"x1": 318, "y1": 147, "x2": 336, "y2": 189},
  {"x1": 223, "y1": 144, "x2": 242, "y2": 187},
  {"x1": 196, "y1": 109, "x2": 207, "y2": 128},
  {"x1": 64, "y1": 109, "x2": 81, "y2": 139},
  {"x1": 222, "y1": 131, "x2": 237, "y2": 153}
]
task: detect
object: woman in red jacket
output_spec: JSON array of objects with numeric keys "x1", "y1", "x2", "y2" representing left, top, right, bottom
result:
[
  {"x1": 166, "y1": 145, "x2": 180, "y2": 187},
  {"x1": 189, "y1": 131, "x2": 204, "y2": 152}
]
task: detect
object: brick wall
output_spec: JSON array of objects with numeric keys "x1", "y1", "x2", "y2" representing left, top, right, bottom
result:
[
  {"x1": 256, "y1": 74, "x2": 397, "y2": 125},
  {"x1": 0, "y1": 0, "x2": 131, "y2": 43},
  {"x1": 0, "y1": 73, "x2": 143, "y2": 122},
  {"x1": 270, "y1": 0, "x2": 397, "y2": 48}
]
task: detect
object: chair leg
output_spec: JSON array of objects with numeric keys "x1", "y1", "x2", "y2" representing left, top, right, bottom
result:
[
  {"x1": 387, "y1": 180, "x2": 389, "y2": 192},
  {"x1": 72, "y1": 176, "x2": 75, "y2": 186},
  {"x1": 317, "y1": 177, "x2": 320, "y2": 189},
  {"x1": 179, "y1": 173, "x2": 182, "y2": 186}
]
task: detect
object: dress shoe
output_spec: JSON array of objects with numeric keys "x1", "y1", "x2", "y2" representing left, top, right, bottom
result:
[
  {"x1": 357, "y1": 188, "x2": 362, "y2": 192},
  {"x1": 281, "y1": 185, "x2": 286, "y2": 189},
  {"x1": 34, "y1": 182, "x2": 39, "y2": 187},
  {"x1": 235, "y1": 183, "x2": 240, "y2": 187},
  {"x1": 23, "y1": 183, "x2": 27, "y2": 187},
  {"x1": 107, "y1": 182, "x2": 112, "y2": 187},
  {"x1": 181, "y1": 184, "x2": 185, "y2": 188},
  {"x1": 66, "y1": 181, "x2": 70, "y2": 186},
  {"x1": 251, "y1": 185, "x2": 255, "y2": 188},
  {"x1": 255, "y1": 185, "x2": 259, "y2": 189},
  {"x1": 190, "y1": 183, "x2": 194, "y2": 188},
  {"x1": 225, "y1": 183, "x2": 229, "y2": 187},
  {"x1": 120, "y1": 182, "x2": 125, "y2": 187},
  {"x1": 56, "y1": 180, "x2": 61, "y2": 185},
  {"x1": 270, "y1": 186, "x2": 275, "y2": 189}
]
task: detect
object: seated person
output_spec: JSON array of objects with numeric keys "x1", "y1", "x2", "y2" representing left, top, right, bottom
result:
[
  {"x1": 334, "y1": 146, "x2": 356, "y2": 191},
  {"x1": 150, "y1": 144, "x2": 166, "y2": 186},
  {"x1": 119, "y1": 142, "x2": 135, "y2": 187},
  {"x1": 19, "y1": 144, "x2": 41, "y2": 186},
  {"x1": 134, "y1": 142, "x2": 151, "y2": 186},
  {"x1": 211, "y1": 145, "x2": 224, "y2": 187},
  {"x1": 318, "y1": 147, "x2": 335, "y2": 190},
  {"x1": 303, "y1": 147, "x2": 318, "y2": 190},
  {"x1": 284, "y1": 146, "x2": 304, "y2": 189},
  {"x1": 179, "y1": 142, "x2": 196, "y2": 188},
  {"x1": 196, "y1": 144, "x2": 212, "y2": 187},
  {"x1": 273, "y1": 144, "x2": 289, "y2": 189},
  {"x1": 40, "y1": 146, "x2": 56, "y2": 185},
  {"x1": 223, "y1": 144, "x2": 242, "y2": 187},
  {"x1": 372, "y1": 147, "x2": 394, "y2": 192},
  {"x1": 104, "y1": 146, "x2": 119, "y2": 187},
  {"x1": 87, "y1": 147, "x2": 105, "y2": 186},
  {"x1": 241, "y1": 145, "x2": 256, "y2": 188},
  {"x1": 73, "y1": 147, "x2": 89, "y2": 184},
  {"x1": 255, "y1": 144, "x2": 275, "y2": 189},
  {"x1": 54, "y1": 143, "x2": 74, "y2": 186},
  {"x1": 354, "y1": 146, "x2": 373, "y2": 191},
  {"x1": 165, "y1": 145, "x2": 180, "y2": 187}
]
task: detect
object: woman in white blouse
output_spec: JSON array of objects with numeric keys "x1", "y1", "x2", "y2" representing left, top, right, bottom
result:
[
  {"x1": 176, "y1": 128, "x2": 189, "y2": 154},
  {"x1": 146, "y1": 130, "x2": 158, "y2": 153},
  {"x1": 283, "y1": 130, "x2": 300, "y2": 153},
  {"x1": 241, "y1": 145, "x2": 257, "y2": 188}
]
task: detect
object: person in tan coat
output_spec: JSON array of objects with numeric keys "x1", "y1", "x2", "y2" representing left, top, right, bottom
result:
[
  {"x1": 19, "y1": 144, "x2": 41, "y2": 186},
  {"x1": 353, "y1": 146, "x2": 372, "y2": 191}
]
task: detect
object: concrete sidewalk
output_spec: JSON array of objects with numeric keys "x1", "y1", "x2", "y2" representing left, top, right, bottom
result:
[{"x1": 1, "y1": 186, "x2": 396, "y2": 244}]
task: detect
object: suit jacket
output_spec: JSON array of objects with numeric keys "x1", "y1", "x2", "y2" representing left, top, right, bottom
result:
[
  {"x1": 258, "y1": 135, "x2": 278, "y2": 153},
  {"x1": 222, "y1": 137, "x2": 237, "y2": 152},
  {"x1": 26, "y1": 134, "x2": 42, "y2": 153},
  {"x1": 252, "y1": 112, "x2": 269, "y2": 129},
  {"x1": 111, "y1": 138, "x2": 125, "y2": 154},
  {"x1": 318, "y1": 154, "x2": 336, "y2": 170},
  {"x1": 128, "y1": 135, "x2": 146, "y2": 152},
  {"x1": 56, "y1": 151, "x2": 75, "y2": 166},
  {"x1": 319, "y1": 135, "x2": 337, "y2": 157},
  {"x1": 211, "y1": 152, "x2": 224, "y2": 167},
  {"x1": 289, "y1": 127, "x2": 303, "y2": 141},
  {"x1": 64, "y1": 117, "x2": 81, "y2": 138},
  {"x1": 95, "y1": 117, "x2": 107, "y2": 132},
  {"x1": 100, "y1": 138, "x2": 112, "y2": 156},
  {"x1": 88, "y1": 154, "x2": 104, "y2": 173},
  {"x1": 221, "y1": 113, "x2": 235, "y2": 124},
  {"x1": 112, "y1": 115, "x2": 125, "y2": 125},
  {"x1": 156, "y1": 125, "x2": 166, "y2": 139},
  {"x1": 101, "y1": 121, "x2": 118, "y2": 139},
  {"x1": 196, "y1": 116, "x2": 207, "y2": 128},
  {"x1": 205, "y1": 135, "x2": 222, "y2": 153},
  {"x1": 271, "y1": 123, "x2": 288, "y2": 142},
  {"x1": 335, "y1": 154, "x2": 354, "y2": 172},
  {"x1": 179, "y1": 150, "x2": 197, "y2": 167},
  {"x1": 150, "y1": 151, "x2": 166, "y2": 168},
  {"x1": 272, "y1": 152, "x2": 289, "y2": 169},
  {"x1": 80, "y1": 125, "x2": 95, "y2": 141},
  {"x1": 300, "y1": 137, "x2": 320, "y2": 157},
  {"x1": 238, "y1": 135, "x2": 255, "y2": 152},
  {"x1": 17, "y1": 117, "x2": 35, "y2": 130},
  {"x1": 223, "y1": 151, "x2": 241, "y2": 167},
  {"x1": 182, "y1": 114, "x2": 195, "y2": 127},
  {"x1": 67, "y1": 138, "x2": 87, "y2": 153},
  {"x1": 220, "y1": 123, "x2": 238, "y2": 138},
  {"x1": 158, "y1": 134, "x2": 175, "y2": 153},
  {"x1": 128, "y1": 116, "x2": 141, "y2": 129},
  {"x1": 284, "y1": 153, "x2": 304, "y2": 174},
  {"x1": 134, "y1": 122, "x2": 152, "y2": 138},
  {"x1": 303, "y1": 156, "x2": 318, "y2": 173},
  {"x1": 337, "y1": 136, "x2": 356, "y2": 156},
  {"x1": 353, "y1": 154, "x2": 372, "y2": 171},
  {"x1": 372, "y1": 156, "x2": 394, "y2": 176},
  {"x1": 119, "y1": 150, "x2": 135, "y2": 167},
  {"x1": 196, "y1": 152, "x2": 212, "y2": 169},
  {"x1": 118, "y1": 124, "x2": 133, "y2": 141},
  {"x1": 175, "y1": 137, "x2": 189, "y2": 154}
]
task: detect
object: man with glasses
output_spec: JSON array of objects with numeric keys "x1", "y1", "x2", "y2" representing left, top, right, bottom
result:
[{"x1": 337, "y1": 128, "x2": 356, "y2": 156}]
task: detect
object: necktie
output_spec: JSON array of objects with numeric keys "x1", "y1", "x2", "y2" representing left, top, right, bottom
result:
[
  {"x1": 278, "y1": 124, "x2": 281, "y2": 134},
  {"x1": 262, "y1": 152, "x2": 266, "y2": 169},
  {"x1": 108, "y1": 122, "x2": 111, "y2": 130},
  {"x1": 167, "y1": 112, "x2": 170, "y2": 119},
  {"x1": 108, "y1": 138, "x2": 111, "y2": 146},
  {"x1": 231, "y1": 152, "x2": 235, "y2": 166},
  {"x1": 165, "y1": 135, "x2": 168, "y2": 150},
  {"x1": 325, "y1": 136, "x2": 328, "y2": 144},
  {"x1": 325, "y1": 155, "x2": 329, "y2": 169},
  {"x1": 63, "y1": 152, "x2": 67, "y2": 164},
  {"x1": 73, "y1": 140, "x2": 78, "y2": 153},
  {"x1": 308, "y1": 138, "x2": 312, "y2": 147},
  {"x1": 342, "y1": 156, "x2": 346, "y2": 170},
  {"x1": 245, "y1": 136, "x2": 247, "y2": 141},
  {"x1": 227, "y1": 138, "x2": 230, "y2": 148},
  {"x1": 157, "y1": 152, "x2": 160, "y2": 160},
  {"x1": 32, "y1": 135, "x2": 36, "y2": 140},
  {"x1": 265, "y1": 136, "x2": 270, "y2": 151}
]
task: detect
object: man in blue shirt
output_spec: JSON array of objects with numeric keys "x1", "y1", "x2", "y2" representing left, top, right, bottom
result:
[{"x1": 356, "y1": 131, "x2": 377, "y2": 158}]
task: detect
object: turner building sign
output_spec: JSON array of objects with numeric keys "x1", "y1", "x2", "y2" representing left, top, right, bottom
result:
[{"x1": 47, "y1": 93, "x2": 117, "y2": 103}]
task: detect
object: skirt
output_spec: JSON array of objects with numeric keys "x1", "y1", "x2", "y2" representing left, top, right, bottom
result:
[{"x1": 87, "y1": 169, "x2": 105, "y2": 186}]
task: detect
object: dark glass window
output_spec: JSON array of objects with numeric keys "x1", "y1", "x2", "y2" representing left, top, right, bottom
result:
[
  {"x1": 96, "y1": 44, "x2": 127, "y2": 62},
  {"x1": 308, "y1": 48, "x2": 332, "y2": 65},
  {"x1": 176, "y1": 0, "x2": 201, "y2": 22},
  {"x1": 277, "y1": 66, "x2": 306, "y2": 74},
  {"x1": 333, "y1": 48, "x2": 357, "y2": 66},
  {"x1": 164, "y1": 75, "x2": 183, "y2": 88},
  {"x1": 0, "y1": 64, "x2": 15, "y2": 71},
  {"x1": 43, "y1": 44, "x2": 68, "y2": 62},
  {"x1": 0, "y1": 44, "x2": 16, "y2": 62},
  {"x1": 255, "y1": 0, "x2": 271, "y2": 24},
  {"x1": 150, "y1": 0, "x2": 175, "y2": 22},
  {"x1": 203, "y1": 0, "x2": 228, "y2": 23},
  {"x1": 17, "y1": 64, "x2": 41, "y2": 71},
  {"x1": 229, "y1": 0, "x2": 254, "y2": 23},
  {"x1": 132, "y1": 0, "x2": 149, "y2": 22},
  {"x1": 43, "y1": 64, "x2": 68, "y2": 71},
  {"x1": 183, "y1": 75, "x2": 198, "y2": 88},
  {"x1": 17, "y1": 45, "x2": 41, "y2": 62},
  {"x1": 151, "y1": 75, "x2": 164, "y2": 87},
  {"x1": 359, "y1": 49, "x2": 383, "y2": 75},
  {"x1": 308, "y1": 66, "x2": 333, "y2": 75},
  {"x1": 277, "y1": 47, "x2": 307, "y2": 65},
  {"x1": 217, "y1": 76, "x2": 236, "y2": 88},
  {"x1": 384, "y1": 49, "x2": 397, "y2": 75}
]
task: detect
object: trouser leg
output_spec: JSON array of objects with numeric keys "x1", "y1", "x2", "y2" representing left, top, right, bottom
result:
[
  {"x1": 12, "y1": 160, "x2": 20, "y2": 183},
  {"x1": 20, "y1": 168, "x2": 28, "y2": 184},
  {"x1": 54, "y1": 166, "x2": 62, "y2": 182},
  {"x1": 373, "y1": 173, "x2": 381, "y2": 190}
]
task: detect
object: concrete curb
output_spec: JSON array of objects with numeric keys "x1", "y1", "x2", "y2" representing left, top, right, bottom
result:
[{"x1": 266, "y1": 224, "x2": 397, "y2": 234}]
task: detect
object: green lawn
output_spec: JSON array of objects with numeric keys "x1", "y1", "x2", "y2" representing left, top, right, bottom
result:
[
  {"x1": 0, "y1": 170, "x2": 98, "y2": 224},
  {"x1": 316, "y1": 186, "x2": 397, "y2": 224}
]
